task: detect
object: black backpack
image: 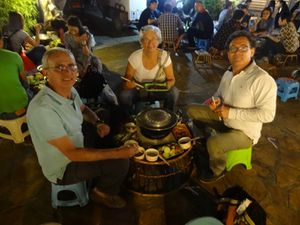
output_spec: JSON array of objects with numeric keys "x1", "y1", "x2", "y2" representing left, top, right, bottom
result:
[
  {"x1": 3, "y1": 30, "x2": 19, "y2": 51},
  {"x1": 215, "y1": 185, "x2": 267, "y2": 225},
  {"x1": 78, "y1": 65, "x2": 107, "y2": 99}
]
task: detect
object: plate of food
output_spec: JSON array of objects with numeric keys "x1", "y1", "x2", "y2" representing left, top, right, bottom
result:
[
  {"x1": 158, "y1": 143, "x2": 184, "y2": 159},
  {"x1": 144, "y1": 82, "x2": 168, "y2": 92}
]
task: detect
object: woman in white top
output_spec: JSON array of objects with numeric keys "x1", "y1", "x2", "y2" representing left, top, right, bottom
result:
[{"x1": 120, "y1": 25, "x2": 176, "y2": 112}]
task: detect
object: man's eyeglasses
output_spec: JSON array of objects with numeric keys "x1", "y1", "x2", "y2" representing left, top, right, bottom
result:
[
  {"x1": 228, "y1": 45, "x2": 250, "y2": 53},
  {"x1": 45, "y1": 65, "x2": 78, "y2": 72}
]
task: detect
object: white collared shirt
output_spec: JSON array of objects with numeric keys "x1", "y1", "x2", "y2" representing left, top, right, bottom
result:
[{"x1": 215, "y1": 61, "x2": 277, "y2": 144}]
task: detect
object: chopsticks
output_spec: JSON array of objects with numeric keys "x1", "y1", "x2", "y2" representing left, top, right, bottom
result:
[
  {"x1": 158, "y1": 155, "x2": 171, "y2": 166},
  {"x1": 121, "y1": 76, "x2": 144, "y2": 89}
]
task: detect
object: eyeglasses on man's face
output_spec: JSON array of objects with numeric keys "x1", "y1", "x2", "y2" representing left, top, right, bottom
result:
[
  {"x1": 45, "y1": 64, "x2": 78, "y2": 73},
  {"x1": 228, "y1": 45, "x2": 251, "y2": 53}
]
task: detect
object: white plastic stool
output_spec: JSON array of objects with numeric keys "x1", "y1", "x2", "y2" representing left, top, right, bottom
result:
[
  {"x1": 51, "y1": 181, "x2": 89, "y2": 208},
  {"x1": 0, "y1": 115, "x2": 30, "y2": 143}
]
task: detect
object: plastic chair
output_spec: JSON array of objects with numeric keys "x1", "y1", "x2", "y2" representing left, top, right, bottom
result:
[
  {"x1": 0, "y1": 115, "x2": 30, "y2": 144},
  {"x1": 20, "y1": 51, "x2": 36, "y2": 72},
  {"x1": 226, "y1": 146, "x2": 252, "y2": 171},
  {"x1": 276, "y1": 78, "x2": 299, "y2": 102},
  {"x1": 51, "y1": 181, "x2": 89, "y2": 208}
]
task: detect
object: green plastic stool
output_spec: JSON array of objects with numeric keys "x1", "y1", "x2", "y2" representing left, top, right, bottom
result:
[{"x1": 226, "y1": 147, "x2": 252, "y2": 171}]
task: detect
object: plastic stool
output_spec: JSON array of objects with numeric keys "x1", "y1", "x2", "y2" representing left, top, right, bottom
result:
[
  {"x1": 0, "y1": 115, "x2": 30, "y2": 143},
  {"x1": 282, "y1": 53, "x2": 298, "y2": 66},
  {"x1": 51, "y1": 181, "x2": 89, "y2": 208},
  {"x1": 226, "y1": 147, "x2": 252, "y2": 171},
  {"x1": 162, "y1": 41, "x2": 176, "y2": 52},
  {"x1": 186, "y1": 216, "x2": 223, "y2": 225},
  {"x1": 196, "y1": 39, "x2": 210, "y2": 51},
  {"x1": 276, "y1": 78, "x2": 299, "y2": 102},
  {"x1": 193, "y1": 50, "x2": 212, "y2": 66}
]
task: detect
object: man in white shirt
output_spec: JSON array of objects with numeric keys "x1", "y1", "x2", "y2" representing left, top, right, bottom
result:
[{"x1": 187, "y1": 30, "x2": 277, "y2": 182}]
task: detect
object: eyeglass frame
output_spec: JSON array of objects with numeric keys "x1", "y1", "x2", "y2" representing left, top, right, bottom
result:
[
  {"x1": 44, "y1": 64, "x2": 78, "y2": 73},
  {"x1": 228, "y1": 45, "x2": 252, "y2": 53}
]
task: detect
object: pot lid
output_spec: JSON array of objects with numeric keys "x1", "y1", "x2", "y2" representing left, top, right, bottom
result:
[{"x1": 136, "y1": 108, "x2": 178, "y2": 130}]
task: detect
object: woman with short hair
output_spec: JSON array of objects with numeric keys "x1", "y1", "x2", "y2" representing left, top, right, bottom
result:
[{"x1": 119, "y1": 25, "x2": 176, "y2": 114}]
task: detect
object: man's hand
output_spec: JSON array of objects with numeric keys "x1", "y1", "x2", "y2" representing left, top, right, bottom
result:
[
  {"x1": 96, "y1": 123, "x2": 110, "y2": 138},
  {"x1": 209, "y1": 96, "x2": 222, "y2": 111},
  {"x1": 118, "y1": 144, "x2": 140, "y2": 158},
  {"x1": 214, "y1": 105, "x2": 230, "y2": 119}
]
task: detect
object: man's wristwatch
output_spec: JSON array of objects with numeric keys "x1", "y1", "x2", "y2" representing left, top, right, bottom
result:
[
  {"x1": 94, "y1": 118, "x2": 105, "y2": 127},
  {"x1": 81, "y1": 41, "x2": 87, "y2": 46}
]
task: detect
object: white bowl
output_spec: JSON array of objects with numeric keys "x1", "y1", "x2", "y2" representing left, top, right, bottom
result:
[
  {"x1": 145, "y1": 148, "x2": 159, "y2": 162},
  {"x1": 178, "y1": 137, "x2": 192, "y2": 150},
  {"x1": 134, "y1": 147, "x2": 145, "y2": 160}
]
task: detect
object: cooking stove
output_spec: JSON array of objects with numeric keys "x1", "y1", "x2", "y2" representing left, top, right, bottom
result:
[{"x1": 136, "y1": 127, "x2": 176, "y2": 148}]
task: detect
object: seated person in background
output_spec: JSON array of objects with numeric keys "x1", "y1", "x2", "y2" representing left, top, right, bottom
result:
[
  {"x1": 137, "y1": 0, "x2": 159, "y2": 31},
  {"x1": 187, "y1": 31, "x2": 277, "y2": 182},
  {"x1": 50, "y1": 17, "x2": 68, "y2": 44},
  {"x1": 26, "y1": 48, "x2": 138, "y2": 208},
  {"x1": 158, "y1": 2, "x2": 184, "y2": 50},
  {"x1": 119, "y1": 25, "x2": 176, "y2": 113},
  {"x1": 215, "y1": 1, "x2": 233, "y2": 31},
  {"x1": 64, "y1": 15, "x2": 101, "y2": 78},
  {"x1": 0, "y1": 30, "x2": 29, "y2": 120},
  {"x1": 211, "y1": 10, "x2": 245, "y2": 57},
  {"x1": 186, "y1": 0, "x2": 214, "y2": 48},
  {"x1": 5, "y1": 11, "x2": 46, "y2": 66},
  {"x1": 258, "y1": 12, "x2": 299, "y2": 61},
  {"x1": 251, "y1": 7, "x2": 274, "y2": 36},
  {"x1": 239, "y1": 4, "x2": 251, "y2": 30}
]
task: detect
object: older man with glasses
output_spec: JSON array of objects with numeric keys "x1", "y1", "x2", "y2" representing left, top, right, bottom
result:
[
  {"x1": 187, "y1": 30, "x2": 277, "y2": 182},
  {"x1": 26, "y1": 47, "x2": 139, "y2": 208}
]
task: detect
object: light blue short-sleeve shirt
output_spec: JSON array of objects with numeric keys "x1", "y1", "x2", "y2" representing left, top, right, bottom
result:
[{"x1": 27, "y1": 86, "x2": 84, "y2": 183}]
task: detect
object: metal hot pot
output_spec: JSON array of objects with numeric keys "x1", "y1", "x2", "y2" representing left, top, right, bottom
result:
[{"x1": 135, "y1": 108, "x2": 180, "y2": 139}]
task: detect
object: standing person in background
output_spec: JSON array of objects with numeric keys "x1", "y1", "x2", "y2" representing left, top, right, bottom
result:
[
  {"x1": 186, "y1": 0, "x2": 214, "y2": 48},
  {"x1": 0, "y1": 30, "x2": 29, "y2": 120},
  {"x1": 5, "y1": 11, "x2": 46, "y2": 66},
  {"x1": 187, "y1": 31, "x2": 277, "y2": 182},
  {"x1": 27, "y1": 48, "x2": 139, "y2": 208},
  {"x1": 137, "y1": 0, "x2": 159, "y2": 31},
  {"x1": 64, "y1": 15, "x2": 101, "y2": 78}
]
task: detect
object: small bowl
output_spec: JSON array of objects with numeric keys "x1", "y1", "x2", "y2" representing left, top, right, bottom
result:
[
  {"x1": 125, "y1": 122, "x2": 137, "y2": 133},
  {"x1": 178, "y1": 137, "x2": 192, "y2": 150},
  {"x1": 134, "y1": 147, "x2": 145, "y2": 160},
  {"x1": 124, "y1": 140, "x2": 138, "y2": 146},
  {"x1": 145, "y1": 148, "x2": 159, "y2": 162}
]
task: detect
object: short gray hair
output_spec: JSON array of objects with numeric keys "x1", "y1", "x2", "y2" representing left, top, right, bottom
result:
[
  {"x1": 42, "y1": 47, "x2": 75, "y2": 68},
  {"x1": 139, "y1": 25, "x2": 162, "y2": 45}
]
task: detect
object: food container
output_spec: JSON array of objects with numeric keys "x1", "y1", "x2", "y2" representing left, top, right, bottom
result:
[
  {"x1": 134, "y1": 147, "x2": 145, "y2": 160},
  {"x1": 145, "y1": 148, "x2": 159, "y2": 162},
  {"x1": 178, "y1": 137, "x2": 192, "y2": 150}
]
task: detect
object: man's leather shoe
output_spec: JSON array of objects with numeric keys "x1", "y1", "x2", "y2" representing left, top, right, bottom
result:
[{"x1": 91, "y1": 188, "x2": 126, "y2": 208}]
